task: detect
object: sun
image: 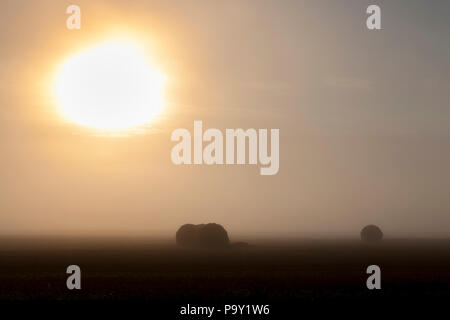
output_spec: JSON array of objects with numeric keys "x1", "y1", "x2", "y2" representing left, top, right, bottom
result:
[{"x1": 54, "y1": 41, "x2": 165, "y2": 131}]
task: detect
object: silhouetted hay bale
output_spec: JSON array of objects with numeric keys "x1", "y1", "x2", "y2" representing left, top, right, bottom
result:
[
  {"x1": 197, "y1": 223, "x2": 229, "y2": 248},
  {"x1": 361, "y1": 225, "x2": 383, "y2": 242},
  {"x1": 176, "y1": 224, "x2": 203, "y2": 247},
  {"x1": 176, "y1": 223, "x2": 229, "y2": 248}
]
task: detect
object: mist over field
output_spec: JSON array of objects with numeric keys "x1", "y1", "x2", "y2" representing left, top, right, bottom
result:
[
  {"x1": 1, "y1": 2, "x2": 450, "y2": 315},
  {"x1": 1, "y1": 0, "x2": 450, "y2": 239}
]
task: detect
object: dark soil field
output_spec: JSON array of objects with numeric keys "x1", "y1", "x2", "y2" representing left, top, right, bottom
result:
[{"x1": 1, "y1": 237, "x2": 449, "y2": 317}]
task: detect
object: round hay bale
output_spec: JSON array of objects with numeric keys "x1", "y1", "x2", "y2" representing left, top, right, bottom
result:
[
  {"x1": 361, "y1": 225, "x2": 383, "y2": 242},
  {"x1": 176, "y1": 223, "x2": 229, "y2": 248},
  {"x1": 176, "y1": 224, "x2": 203, "y2": 247},
  {"x1": 197, "y1": 223, "x2": 229, "y2": 247}
]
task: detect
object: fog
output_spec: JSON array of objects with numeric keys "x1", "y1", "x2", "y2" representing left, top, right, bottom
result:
[{"x1": 1, "y1": 0, "x2": 450, "y2": 237}]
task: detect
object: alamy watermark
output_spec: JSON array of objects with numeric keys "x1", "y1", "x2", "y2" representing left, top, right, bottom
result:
[
  {"x1": 66, "y1": 4, "x2": 381, "y2": 31},
  {"x1": 171, "y1": 121, "x2": 279, "y2": 175},
  {"x1": 66, "y1": 5, "x2": 81, "y2": 30},
  {"x1": 366, "y1": 265, "x2": 381, "y2": 290},
  {"x1": 66, "y1": 265, "x2": 81, "y2": 290},
  {"x1": 366, "y1": 5, "x2": 381, "y2": 30}
]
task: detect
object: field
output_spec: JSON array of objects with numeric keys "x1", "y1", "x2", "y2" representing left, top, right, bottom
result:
[{"x1": 1, "y1": 237, "x2": 449, "y2": 316}]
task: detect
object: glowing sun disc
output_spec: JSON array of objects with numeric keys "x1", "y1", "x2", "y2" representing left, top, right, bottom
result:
[{"x1": 54, "y1": 42, "x2": 165, "y2": 130}]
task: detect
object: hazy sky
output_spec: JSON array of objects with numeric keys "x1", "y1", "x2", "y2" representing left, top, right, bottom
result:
[{"x1": 1, "y1": 0, "x2": 450, "y2": 237}]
